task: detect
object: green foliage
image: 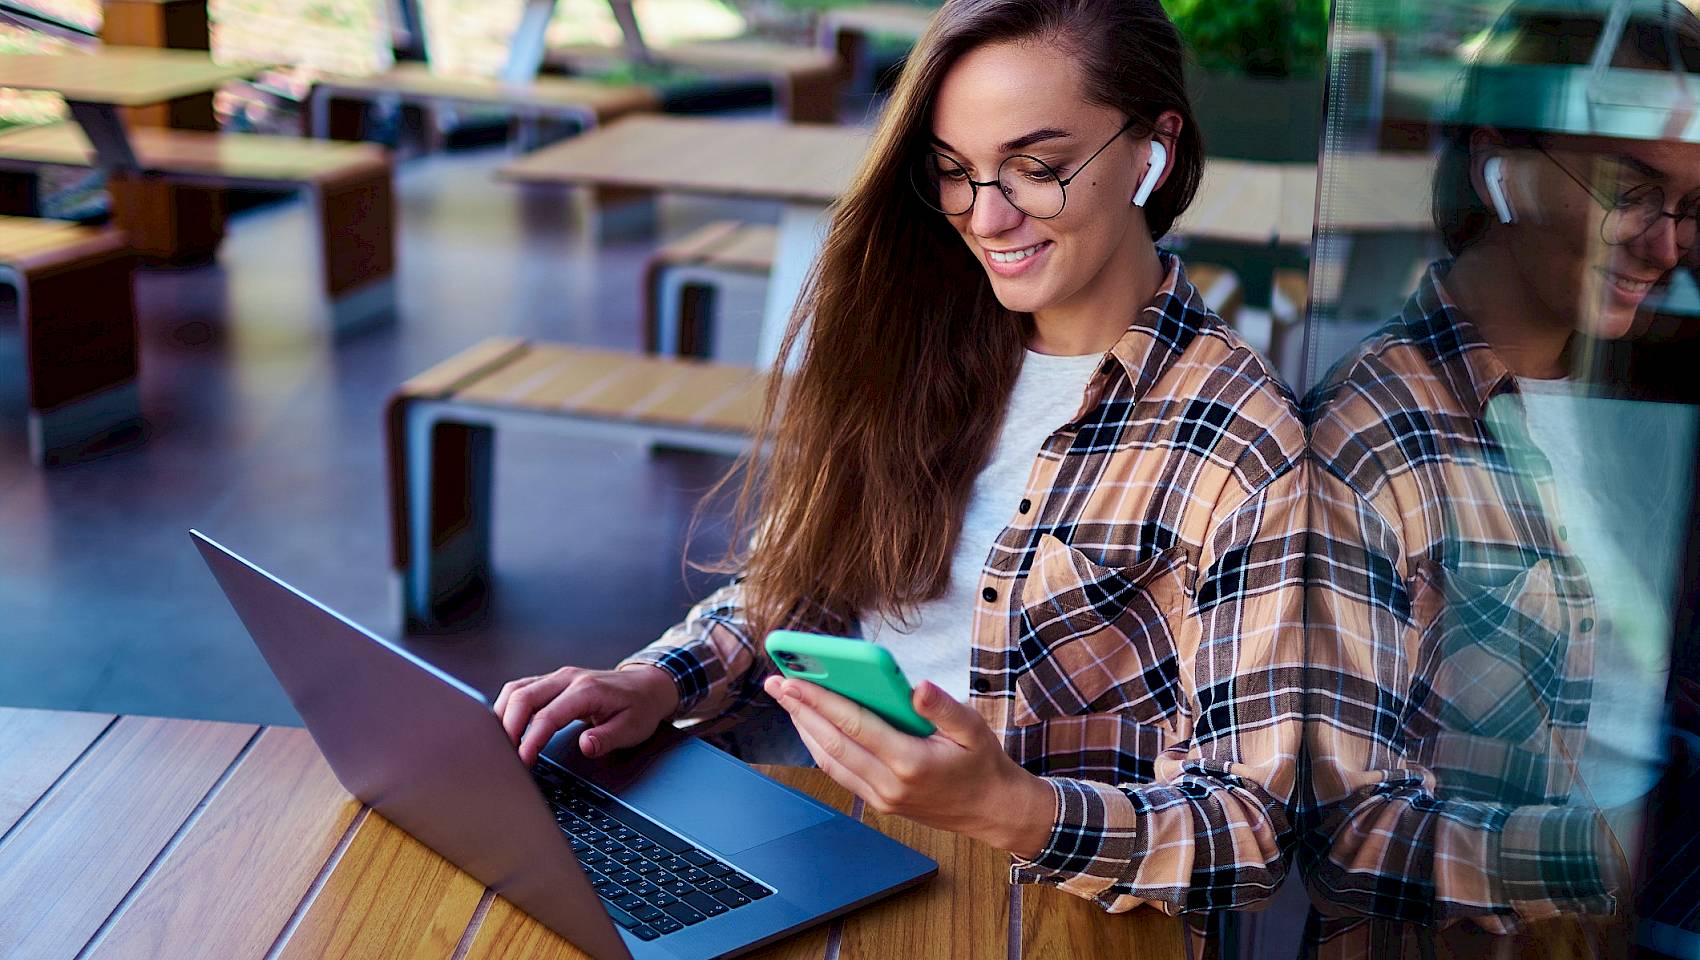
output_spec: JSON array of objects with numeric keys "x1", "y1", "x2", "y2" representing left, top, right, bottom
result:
[{"x1": 1162, "y1": 0, "x2": 1330, "y2": 78}]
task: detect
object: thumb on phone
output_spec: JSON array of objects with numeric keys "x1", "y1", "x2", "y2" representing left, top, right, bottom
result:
[{"x1": 912, "y1": 681, "x2": 976, "y2": 742}]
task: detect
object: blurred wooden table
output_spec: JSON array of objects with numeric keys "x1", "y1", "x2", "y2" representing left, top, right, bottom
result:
[
  {"x1": 499, "y1": 114, "x2": 866, "y2": 205},
  {"x1": 0, "y1": 707, "x2": 1185, "y2": 959},
  {"x1": 0, "y1": 47, "x2": 258, "y2": 172},
  {"x1": 501, "y1": 115, "x2": 868, "y2": 367}
]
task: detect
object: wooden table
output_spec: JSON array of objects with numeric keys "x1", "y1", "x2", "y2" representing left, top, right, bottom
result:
[
  {"x1": 501, "y1": 116, "x2": 868, "y2": 368},
  {"x1": 0, "y1": 47, "x2": 259, "y2": 172},
  {"x1": 0, "y1": 707, "x2": 1186, "y2": 959},
  {"x1": 498, "y1": 115, "x2": 1438, "y2": 367}
]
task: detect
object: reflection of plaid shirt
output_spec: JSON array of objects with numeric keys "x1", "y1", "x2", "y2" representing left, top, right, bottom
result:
[
  {"x1": 1303, "y1": 261, "x2": 1617, "y2": 949},
  {"x1": 624, "y1": 254, "x2": 1309, "y2": 914}
]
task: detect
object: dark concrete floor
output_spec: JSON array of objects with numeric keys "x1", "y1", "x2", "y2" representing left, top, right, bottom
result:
[{"x1": 0, "y1": 146, "x2": 768, "y2": 725}]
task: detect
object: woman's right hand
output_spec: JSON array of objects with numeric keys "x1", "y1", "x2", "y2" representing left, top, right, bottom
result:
[{"x1": 494, "y1": 663, "x2": 681, "y2": 766}]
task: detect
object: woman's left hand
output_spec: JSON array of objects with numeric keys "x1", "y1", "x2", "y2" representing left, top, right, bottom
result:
[{"x1": 763, "y1": 674, "x2": 1056, "y2": 858}]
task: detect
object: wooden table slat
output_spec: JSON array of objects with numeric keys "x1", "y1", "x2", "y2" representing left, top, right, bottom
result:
[
  {"x1": 836, "y1": 808, "x2": 1011, "y2": 960},
  {"x1": 274, "y1": 809, "x2": 485, "y2": 960},
  {"x1": 0, "y1": 707, "x2": 114, "y2": 839},
  {"x1": 85, "y1": 727, "x2": 362, "y2": 960},
  {"x1": 462, "y1": 896, "x2": 594, "y2": 960},
  {"x1": 1019, "y1": 882, "x2": 1186, "y2": 960},
  {"x1": 0, "y1": 716, "x2": 256, "y2": 960}
]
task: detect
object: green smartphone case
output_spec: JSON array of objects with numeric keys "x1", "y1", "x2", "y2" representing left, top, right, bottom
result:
[{"x1": 764, "y1": 630, "x2": 936, "y2": 737}]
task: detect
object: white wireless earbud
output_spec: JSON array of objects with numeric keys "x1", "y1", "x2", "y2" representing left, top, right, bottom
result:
[
  {"x1": 1132, "y1": 139, "x2": 1167, "y2": 208},
  {"x1": 1484, "y1": 155, "x2": 1515, "y2": 224}
]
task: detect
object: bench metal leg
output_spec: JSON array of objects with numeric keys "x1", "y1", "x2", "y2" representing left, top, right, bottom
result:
[
  {"x1": 779, "y1": 68, "x2": 843, "y2": 125},
  {"x1": 575, "y1": 185, "x2": 659, "y2": 243},
  {"x1": 4, "y1": 256, "x2": 142, "y2": 465},
  {"x1": 314, "y1": 168, "x2": 398, "y2": 335},
  {"x1": 656, "y1": 266, "x2": 769, "y2": 364},
  {"x1": 400, "y1": 404, "x2": 496, "y2": 630},
  {"x1": 757, "y1": 203, "x2": 830, "y2": 370},
  {"x1": 29, "y1": 382, "x2": 142, "y2": 465}
]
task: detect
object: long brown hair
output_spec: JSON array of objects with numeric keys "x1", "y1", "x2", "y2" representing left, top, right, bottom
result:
[{"x1": 709, "y1": 0, "x2": 1204, "y2": 644}]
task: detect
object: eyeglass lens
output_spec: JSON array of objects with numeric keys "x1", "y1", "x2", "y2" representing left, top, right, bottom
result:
[
  {"x1": 1606, "y1": 186, "x2": 1699, "y2": 249},
  {"x1": 914, "y1": 153, "x2": 1067, "y2": 219}
]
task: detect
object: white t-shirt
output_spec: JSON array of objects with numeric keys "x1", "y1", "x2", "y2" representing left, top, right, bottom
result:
[
  {"x1": 1513, "y1": 379, "x2": 1684, "y2": 812},
  {"x1": 862, "y1": 349, "x2": 1104, "y2": 702}
]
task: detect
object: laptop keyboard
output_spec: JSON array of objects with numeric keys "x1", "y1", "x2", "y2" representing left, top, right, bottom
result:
[{"x1": 532, "y1": 763, "x2": 775, "y2": 941}]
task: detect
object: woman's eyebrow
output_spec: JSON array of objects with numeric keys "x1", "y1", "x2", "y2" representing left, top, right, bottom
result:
[
  {"x1": 928, "y1": 128, "x2": 1077, "y2": 155},
  {"x1": 1609, "y1": 153, "x2": 1669, "y2": 182}
]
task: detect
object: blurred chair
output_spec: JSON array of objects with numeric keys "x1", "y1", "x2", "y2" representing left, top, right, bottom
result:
[
  {"x1": 385, "y1": 338, "x2": 764, "y2": 628},
  {"x1": 307, "y1": 0, "x2": 658, "y2": 150},
  {"x1": 0, "y1": 216, "x2": 139, "y2": 465},
  {"x1": 643, "y1": 219, "x2": 775, "y2": 360},
  {"x1": 0, "y1": 124, "x2": 397, "y2": 332}
]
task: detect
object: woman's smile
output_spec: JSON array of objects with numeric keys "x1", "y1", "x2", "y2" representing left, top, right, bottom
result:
[{"x1": 982, "y1": 239, "x2": 1053, "y2": 277}]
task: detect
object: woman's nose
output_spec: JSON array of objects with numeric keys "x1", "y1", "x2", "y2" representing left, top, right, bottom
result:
[
  {"x1": 1631, "y1": 211, "x2": 1685, "y2": 270},
  {"x1": 971, "y1": 181, "x2": 1026, "y2": 238}
]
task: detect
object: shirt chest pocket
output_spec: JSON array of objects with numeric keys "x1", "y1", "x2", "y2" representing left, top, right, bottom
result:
[
  {"x1": 1410, "y1": 557, "x2": 1586, "y2": 744},
  {"x1": 1011, "y1": 534, "x2": 1191, "y2": 730}
]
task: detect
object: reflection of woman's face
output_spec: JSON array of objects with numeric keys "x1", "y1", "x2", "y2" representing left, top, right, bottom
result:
[
  {"x1": 1505, "y1": 136, "x2": 1699, "y2": 340},
  {"x1": 928, "y1": 39, "x2": 1152, "y2": 318}
]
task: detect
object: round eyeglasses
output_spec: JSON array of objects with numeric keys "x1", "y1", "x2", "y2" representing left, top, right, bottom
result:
[
  {"x1": 911, "y1": 118, "x2": 1140, "y2": 220},
  {"x1": 1537, "y1": 145, "x2": 1700, "y2": 250}
]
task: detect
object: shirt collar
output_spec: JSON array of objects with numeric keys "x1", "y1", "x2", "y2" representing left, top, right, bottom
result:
[
  {"x1": 1076, "y1": 251, "x2": 1207, "y2": 414},
  {"x1": 1397, "y1": 259, "x2": 1517, "y2": 419}
]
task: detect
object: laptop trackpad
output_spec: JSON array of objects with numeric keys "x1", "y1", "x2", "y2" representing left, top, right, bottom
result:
[{"x1": 564, "y1": 736, "x2": 834, "y2": 855}]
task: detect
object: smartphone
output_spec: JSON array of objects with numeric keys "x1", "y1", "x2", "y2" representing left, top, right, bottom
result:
[{"x1": 764, "y1": 630, "x2": 936, "y2": 737}]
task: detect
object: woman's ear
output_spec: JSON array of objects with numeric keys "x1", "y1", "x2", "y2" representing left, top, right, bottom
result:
[
  {"x1": 1137, "y1": 110, "x2": 1184, "y2": 202},
  {"x1": 1469, "y1": 129, "x2": 1517, "y2": 225}
]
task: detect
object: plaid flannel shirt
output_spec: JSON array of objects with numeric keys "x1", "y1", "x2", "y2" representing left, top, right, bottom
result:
[
  {"x1": 1302, "y1": 261, "x2": 1619, "y2": 951},
  {"x1": 623, "y1": 254, "x2": 1309, "y2": 914}
]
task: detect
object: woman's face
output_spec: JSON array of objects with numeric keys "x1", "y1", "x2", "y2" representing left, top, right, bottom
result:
[
  {"x1": 1496, "y1": 134, "x2": 1699, "y2": 340},
  {"x1": 928, "y1": 39, "x2": 1160, "y2": 316}
]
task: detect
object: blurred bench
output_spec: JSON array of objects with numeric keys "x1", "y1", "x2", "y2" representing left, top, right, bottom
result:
[
  {"x1": 817, "y1": 3, "x2": 935, "y2": 96},
  {"x1": 307, "y1": 63, "x2": 659, "y2": 149},
  {"x1": 387, "y1": 338, "x2": 765, "y2": 628},
  {"x1": 0, "y1": 216, "x2": 139, "y2": 465},
  {"x1": 0, "y1": 123, "x2": 397, "y2": 331},
  {"x1": 548, "y1": 40, "x2": 843, "y2": 124},
  {"x1": 644, "y1": 220, "x2": 777, "y2": 359}
]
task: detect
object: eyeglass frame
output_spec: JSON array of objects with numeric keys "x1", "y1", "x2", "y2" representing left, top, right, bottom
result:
[
  {"x1": 912, "y1": 116, "x2": 1145, "y2": 220},
  {"x1": 1532, "y1": 142, "x2": 1700, "y2": 250}
]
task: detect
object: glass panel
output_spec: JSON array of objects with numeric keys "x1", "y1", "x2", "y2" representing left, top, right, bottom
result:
[{"x1": 1303, "y1": 2, "x2": 1700, "y2": 957}]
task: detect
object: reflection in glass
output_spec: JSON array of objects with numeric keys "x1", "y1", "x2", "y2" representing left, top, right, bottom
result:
[{"x1": 1301, "y1": 2, "x2": 1700, "y2": 957}]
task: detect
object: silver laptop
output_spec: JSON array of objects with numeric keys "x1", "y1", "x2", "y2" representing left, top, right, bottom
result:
[{"x1": 192, "y1": 530, "x2": 935, "y2": 960}]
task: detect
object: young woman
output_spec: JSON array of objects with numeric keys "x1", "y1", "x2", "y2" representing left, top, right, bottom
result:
[{"x1": 496, "y1": 0, "x2": 1307, "y2": 914}]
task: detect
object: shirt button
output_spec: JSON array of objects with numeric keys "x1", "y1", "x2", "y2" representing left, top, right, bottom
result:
[
  {"x1": 971, "y1": 677, "x2": 991, "y2": 694},
  {"x1": 981, "y1": 587, "x2": 998, "y2": 603},
  {"x1": 1018, "y1": 499, "x2": 1031, "y2": 515},
  {"x1": 1557, "y1": 526, "x2": 1569, "y2": 541},
  {"x1": 1579, "y1": 617, "x2": 1594, "y2": 633}
]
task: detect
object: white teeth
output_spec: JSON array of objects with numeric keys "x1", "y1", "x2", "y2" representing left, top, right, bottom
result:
[
  {"x1": 1609, "y1": 273, "x2": 1652, "y2": 293},
  {"x1": 990, "y1": 243, "x2": 1044, "y2": 264}
]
